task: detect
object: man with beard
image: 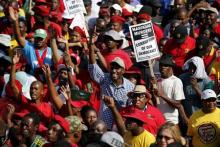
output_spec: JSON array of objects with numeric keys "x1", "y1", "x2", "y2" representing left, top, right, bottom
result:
[
  {"x1": 20, "y1": 113, "x2": 47, "y2": 147},
  {"x1": 88, "y1": 42, "x2": 134, "y2": 129}
]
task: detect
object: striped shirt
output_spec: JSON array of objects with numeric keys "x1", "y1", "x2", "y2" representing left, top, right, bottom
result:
[{"x1": 88, "y1": 63, "x2": 134, "y2": 129}]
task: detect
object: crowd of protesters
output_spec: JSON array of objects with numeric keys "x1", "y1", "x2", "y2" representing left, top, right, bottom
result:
[{"x1": 0, "y1": 0, "x2": 220, "y2": 146}]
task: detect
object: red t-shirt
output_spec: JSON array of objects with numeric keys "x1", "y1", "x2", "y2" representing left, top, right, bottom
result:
[
  {"x1": 153, "y1": 24, "x2": 164, "y2": 44},
  {"x1": 164, "y1": 36, "x2": 196, "y2": 75},
  {"x1": 102, "y1": 49, "x2": 133, "y2": 70}
]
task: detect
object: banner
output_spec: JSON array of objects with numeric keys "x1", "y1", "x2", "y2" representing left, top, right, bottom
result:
[{"x1": 129, "y1": 21, "x2": 160, "y2": 62}]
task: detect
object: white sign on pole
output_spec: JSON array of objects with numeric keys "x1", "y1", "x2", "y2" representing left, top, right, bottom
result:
[
  {"x1": 69, "y1": 12, "x2": 89, "y2": 38},
  {"x1": 129, "y1": 21, "x2": 160, "y2": 62},
  {"x1": 63, "y1": 0, "x2": 87, "y2": 17}
]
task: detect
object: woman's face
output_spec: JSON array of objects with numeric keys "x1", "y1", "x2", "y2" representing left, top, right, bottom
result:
[{"x1": 157, "y1": 129, "x2": 175, "y2": 147}]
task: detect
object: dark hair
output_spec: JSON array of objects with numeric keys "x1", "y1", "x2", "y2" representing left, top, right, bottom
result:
[
  {"x1": 24, "y1": 112, "x2": 41, "y2": 126},
  {"x1": 80, "y1": 106, "x2": 97, "y2": 119}
]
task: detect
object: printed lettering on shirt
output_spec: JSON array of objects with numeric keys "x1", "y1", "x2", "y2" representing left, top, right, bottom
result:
[{"x1": 198, "y1": 123, "x2": 217, "y2": 144}]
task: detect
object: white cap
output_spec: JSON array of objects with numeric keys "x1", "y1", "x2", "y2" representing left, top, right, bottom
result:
[
  {"x1": 206, "y1": 7, "x2": 219, "y2": 15},
  {"x1": 111, "y1": 4, "x2": 122, "y2": 13},
  {"x1": 0, "y1": 34, "x2": 11, "y2": 47},
  {"x1": 101, "y1": 131, "x2": 124, "y2": 147},
  {"x1": 111, "y1": 57, "x2": 125, "y2": 69},
  {"x1": 201, "y1": 89, "x2": 217, "y2": 100}
]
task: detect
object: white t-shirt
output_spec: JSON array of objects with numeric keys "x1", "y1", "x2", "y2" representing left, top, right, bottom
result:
[{"x1": 157, "y1": 75, "x2": 185, "y2": 124}]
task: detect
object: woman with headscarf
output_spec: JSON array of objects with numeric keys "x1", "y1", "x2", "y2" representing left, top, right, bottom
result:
[{"x1": 179, "y1": 56, "x2": 214, "y2": 117}]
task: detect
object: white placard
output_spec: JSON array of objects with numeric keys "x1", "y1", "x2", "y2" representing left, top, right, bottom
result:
[
  {"x1": 63, "y1": 0, "x2": 87, "y2": 18},
  {"x1": 129, "y1": 21, "x2": 160, "y2": 62}
]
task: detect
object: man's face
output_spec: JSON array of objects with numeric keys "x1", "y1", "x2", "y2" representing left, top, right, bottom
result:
[
  {"x1": 125, "y1": 118, "x2": 138, "y2": 131},
  {"x1": 30, "y1": 82, "x2": 43, "y2": 100},
  {"x1": 34, "y1": 37, "x2": 46, "y2": 48},
  {"x1": 47, "y1": 124, "x2": 62, "y2": 142},
  {"x1": 19, "y1": 21, "x2": 27, "y2": 35},
  {"x1": 174, "y1": 0, "x2": 185, "y2": 9},
  {"x1": 131, "y1": 93, "x2": 147, "y2": 109},
  {"x1": 110, "y1": 8, "x2": 121, "y2": 16},
  {"x1": 21, "y1": 117, "x2": 36, "y2": 138},
  {"x1": 59, "y1": 69, "x2": 68, "y2": 85},
  {"x1": 177, "y1": 11, "x2": 188, "y2": 24},
  {"x1": 110, "y1": 63, "x2": 124, "y2": 81},
  {"x1": 104, "y1": 37, "x2": 118, "y2": 49},
  {"x1": 159, "y1": 64, "x2": 172, "y2": 78},
  {"x1": 85, "y1": 110, "x2": 98, "y2": 127},
  {"x1": 51, "y1": 0, "x2": 59, "y2": 10},
  {"x1": 69, "y1": 31, "x2": 81, "y2": 42},
  {"x1": 206, "y1": 12, "x2": 217, "y2": 25},
  {"x1": 188, "y1": 62, "x2": 197, "y2": 75},
  {"x1": 111, "y1": 22, "x2": 122, "y2": 32},
  {"x1": 202, "y1": 98, "x2": 217, "y2": 113}
]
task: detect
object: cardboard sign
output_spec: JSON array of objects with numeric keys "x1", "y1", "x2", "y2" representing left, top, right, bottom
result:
[
  {"x1": 129, "y1": 21, "x2": 160, "y2": 62},
  {"x1": 63, "y1": 0, "x2": 87, "y2": 17}
]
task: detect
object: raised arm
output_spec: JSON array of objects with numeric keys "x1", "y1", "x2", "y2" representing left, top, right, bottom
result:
[
  {"x1": 50, "y1": 28, "x2": 62, "y2": 64},
  {"x1": 103, "y1": 95, "x2": 126, "y2": 136},
  {"x1": 42, "y1": 64, "x2": 64, "y2": 110},
  {"x1": 9, "y1": 7, "x2": 26, "y2": 47},
  {"x1": 9, "y1": 53, "x2": 21, "y2": 101}
]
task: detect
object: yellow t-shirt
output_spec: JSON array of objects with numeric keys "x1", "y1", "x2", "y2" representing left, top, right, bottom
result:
[
  {"x1": 127, "y1": 130, "x2": 156, "y2": 147},
  {"x1": 187, "y1": 108, "x2": 220, "y2": 147}
]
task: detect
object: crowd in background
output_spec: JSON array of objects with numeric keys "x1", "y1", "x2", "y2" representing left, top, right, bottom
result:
[{"x1": 0, "y1": 0, "x2": 220, "y2": 146}]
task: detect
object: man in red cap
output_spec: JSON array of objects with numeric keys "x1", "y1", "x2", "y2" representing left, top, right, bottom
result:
[
  {"x1": 110, "y1": 15, "x2": 129, "y2": 49},
  {"x1": 32, "y1": 5, "x2": 62, "y2": 38},
  {"x1": 103, "y1": 95, "x2": 155, "y2": 147},
  {"x1": 163, "y1": 24, "x2": 196, "y2": 75}
]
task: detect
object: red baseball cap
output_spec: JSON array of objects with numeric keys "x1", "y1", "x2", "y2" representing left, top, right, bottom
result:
[
  {"x1": 123, "y1": 108, "x2": 148, "y2": 123},
  {"x1": 33, "y1": 5, "x2": 50, "y2": 17},
  {"x1": 137, "y1": 13, "x2": 151, "y2": 21},
  {"x1": 73, "y1": 26, "x2": 86, "y2": 39},
  {"x1": 54, "y1": 115, "x2": 70, "y2": 133},
  {"x1": 110, "y1": 15, "x2": 126, "y2": 24}
]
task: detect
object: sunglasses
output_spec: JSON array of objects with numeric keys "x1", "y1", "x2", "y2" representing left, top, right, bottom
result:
[{"x1": 130, "y1": 93, "x2": 146, "y2": 99}]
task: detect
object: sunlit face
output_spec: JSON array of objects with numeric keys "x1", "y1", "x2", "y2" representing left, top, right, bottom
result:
[
  {"x1": 131, "y1": 93, "x2": 147, "y2": 109},
  {"x1": 110, "y1": 63, "x2": 125, "y2": 82},
  {"x1": 30, "y1": 82, "x2": 44, "y2": 100},
  {"x1": 85, "y1": 110, "x2": 98, "y2": 127},
  {"x1": 202, "y1": 98, "x2": 217, "y2": 113},
  {"x1": 157, "y1": 129, "x2": 175, "y2": 147}
]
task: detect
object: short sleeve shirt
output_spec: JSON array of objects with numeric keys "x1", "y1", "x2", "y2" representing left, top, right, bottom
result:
[
  {"x1": 157, "y1": 75, "x2": 185, "y2": 124},
  {"x1": 23, "y1": 40, "x2": 53, "y2": 70}
]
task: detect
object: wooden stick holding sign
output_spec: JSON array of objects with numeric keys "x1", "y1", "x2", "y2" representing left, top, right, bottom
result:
[{"x1": 148, "y1": 60, "x2": 160, "y2": 105}]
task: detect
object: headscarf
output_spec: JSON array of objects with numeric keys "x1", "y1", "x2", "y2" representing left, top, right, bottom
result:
[{"x1": 183, "y1": 56, "x2": 208, "y2": 79}]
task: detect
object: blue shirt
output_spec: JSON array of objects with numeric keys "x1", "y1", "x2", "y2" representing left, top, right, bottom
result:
[
  {"x1": 23, "y1": 40, "x2": 53, "y2": 71},
  {"x1": 88, "y1": 63, "x2": 134, "y2": 129}
]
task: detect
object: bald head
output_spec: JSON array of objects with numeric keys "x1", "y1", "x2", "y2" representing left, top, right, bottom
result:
[
  {"x1": 91, "y1": 120, "x2": 107, "y2": 134},
  {"x1": 30, "y1": 81, "x2": 44, "y2": 100}
]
